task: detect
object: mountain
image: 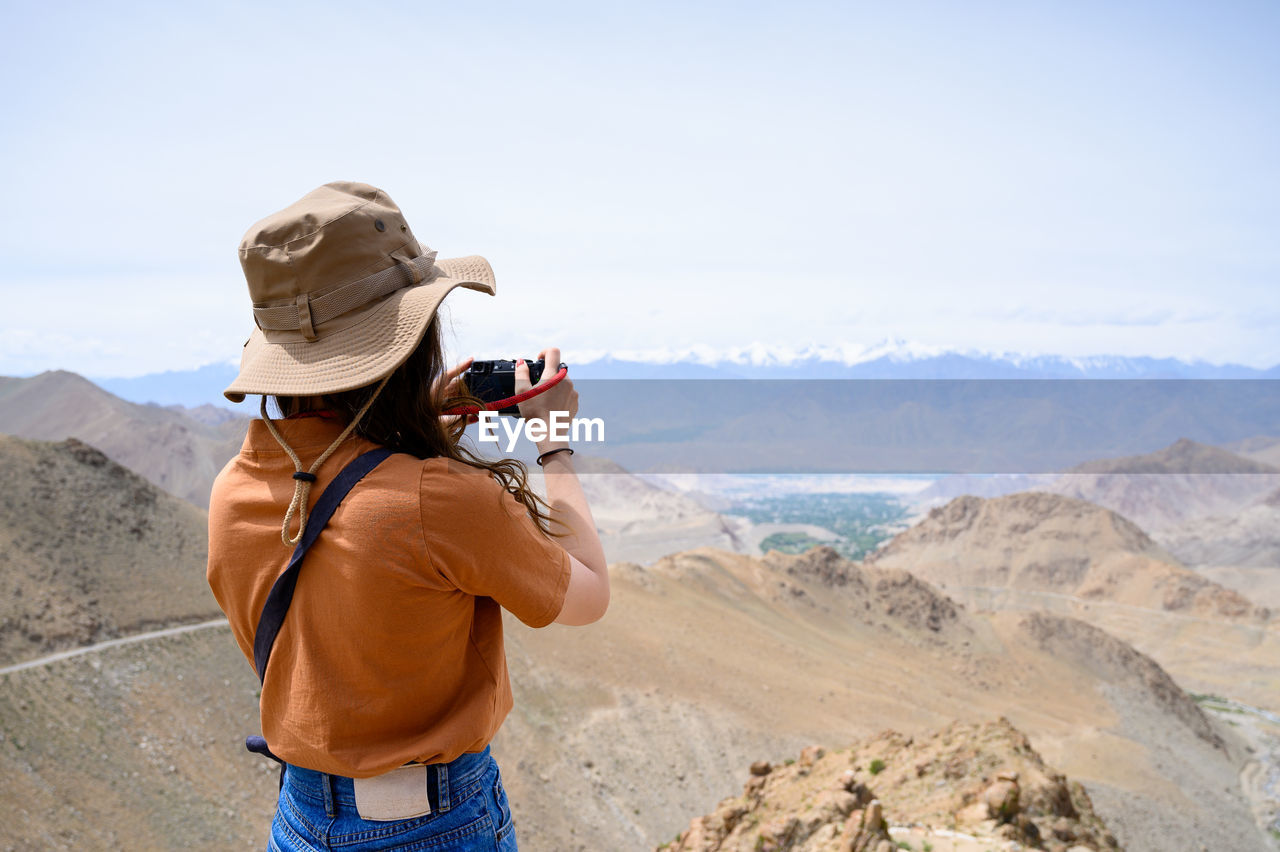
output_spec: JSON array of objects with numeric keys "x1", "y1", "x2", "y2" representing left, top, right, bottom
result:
[
  {"x1": 2, "y1": 544, "x2": 1268, "y2": 850},
  {"x1": 1223, "y1": 434, "x2": 1280, "y2": 467},
  {"x1": 494, "y1": 546, "x2": 1267, "y2": 851},
  {"x1": 866, "y1": 489, "x2": 1280, "y2": 718},
  {"x1": 869, "y1": 491, "x2": 1265, "y2": 620},
  {"x1": 664, "y1": 718, "x2": 1119, "y2": 852},
  {"x1": 1156, "y1": 485, "x2": 1280, "y2": 609},
  {"x1": 2, "y1": 398, "x2": 1276, "y2": 852},
  {"x1": 573, "y1": 380, "x2": 1280, "y2": 476},
  {"x1": 94, "y1": 362, "x2": 241, "y2": 409},
  {"x1": 0, "y1": 371, "x2": 249, "y2": 508},
  {"x1": 1064, "y1": 436, "x2": 1280, "y2": 475},
  {"x1": 86, "y1": 349, "x2": 1280, "y2": 411},
  {"x1": 0, "y1": 435, "x2": 220, "y2": 666},
  {"x1": 1044, "y1": 439, "x2": 1280, "y2": 534}
]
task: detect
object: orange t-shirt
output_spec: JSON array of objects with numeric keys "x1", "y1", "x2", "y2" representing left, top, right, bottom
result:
[{"x1": 206, "y1": 417, "x2": 571, "y2": 778}]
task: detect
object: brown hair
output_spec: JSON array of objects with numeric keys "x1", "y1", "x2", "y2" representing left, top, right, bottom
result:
[{"x1": 274, "y1": 319, "x2": 558, "y2": 536}]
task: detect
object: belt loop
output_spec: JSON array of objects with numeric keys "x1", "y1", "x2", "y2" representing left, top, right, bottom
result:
[
  {"x1": 400, "y1": 257, "x2": 425, "y2": 287},
  {"x1": 435, "y1": 764, "x2": 450, "y2": 813},
  {"x1": 322, "y1": 772, "x2": 336, "y2": 819},
  {"x1": 296, "y1": 293, "x2": 318, "y2": 341}
]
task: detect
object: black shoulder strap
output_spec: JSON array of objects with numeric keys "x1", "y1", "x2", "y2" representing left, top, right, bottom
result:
[{"x1": 251, "y1": 447, "x2": 393, "y2": 684}]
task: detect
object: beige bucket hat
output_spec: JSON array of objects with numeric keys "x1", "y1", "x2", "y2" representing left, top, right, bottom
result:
[{"x1": 224, "y1": 181, "x2": 495, "y2": 402}]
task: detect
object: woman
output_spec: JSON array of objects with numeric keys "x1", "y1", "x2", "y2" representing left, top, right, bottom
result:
[{"x1": 206, "y1": 181, "x2": 608, "y2": 851}]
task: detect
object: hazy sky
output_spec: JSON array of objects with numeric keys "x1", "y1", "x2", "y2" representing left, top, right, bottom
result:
[{"x1": 2, "y1": 0, "x2": 1277, "y2": 377}]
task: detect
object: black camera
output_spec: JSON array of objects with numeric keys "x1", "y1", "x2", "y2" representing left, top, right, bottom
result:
[{"x1": 463, "y1": 359, "x2": 554, "y2": 416}]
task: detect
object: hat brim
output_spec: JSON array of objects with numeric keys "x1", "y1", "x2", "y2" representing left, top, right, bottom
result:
[{"x1": 223, "y1": 256, "x2": 495, "y2": 403}]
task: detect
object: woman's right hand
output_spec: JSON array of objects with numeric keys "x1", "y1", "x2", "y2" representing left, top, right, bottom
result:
[{"x1": 514, "y1": 348, "x2": 578, "y2": 436}]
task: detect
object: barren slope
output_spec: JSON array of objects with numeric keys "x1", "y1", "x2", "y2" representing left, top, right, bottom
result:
[
  {"x1": 1158, "y1": 487, "x2": 1280, "y2": 608},
  {"x1": 868, "y1": 491, "x2": 1280, "y2": 714},
  {"x1": 0, "y1": 626, "x2": 275, "y2": 851},
  {"x1": 0, "y1": 435, "x2": 221, "y2": 666},
  {"x1": 1045, "y1": 438, "x2": 1280, "y2": 533},
  {"x1": 1224, "y1": 435, "x2": 1280, "y2": 468},
  {"x1": 0, "y1": 546, "x2": 1266, "y2": 851},
  {"x1": 0, "y1": 371, "x2": 248, "y2": 507},
  {"x1": 495, "y1": 547, "x2": 1265, "y2": 851},
  {"x1": 869, "y1": 492, "x2": 1265, "y2": 620},
  {"x1": 665, "y1": 718, "x2": 1119, "y2": 852}
]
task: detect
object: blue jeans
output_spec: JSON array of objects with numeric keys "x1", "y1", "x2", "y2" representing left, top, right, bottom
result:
[{"x1": 268, "y1": 746, "x2": 518, "y2": 851}]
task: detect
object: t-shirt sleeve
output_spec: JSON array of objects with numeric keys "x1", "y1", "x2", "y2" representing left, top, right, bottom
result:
[{"x1": 419, "y1": 462, "x2": 572, "y2": 627}]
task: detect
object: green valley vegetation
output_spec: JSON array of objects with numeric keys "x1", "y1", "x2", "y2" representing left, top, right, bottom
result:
[{"x1": 733, "y1": 492, "x2": 912, "y2": 560}]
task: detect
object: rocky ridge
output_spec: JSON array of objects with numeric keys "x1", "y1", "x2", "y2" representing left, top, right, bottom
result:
[
  {"x1": 0, "y1": 371, "x2": 248, "y2": 508},
  {"x1": 1045, "y1": 438, "x2": 1280, "y2": 534},
  {"x1": 870, "y1": 491, "x2": 1267, "y2": 621},
  {"x1": 1064, "y1": 437, "x2": 1279, "y2": 475},
  {"x1": 660, "y1": 719, "x2": 1119, "y2": 852},
  {"x1": 0, "y1": 434, "x2": 219, "y2": 665}
]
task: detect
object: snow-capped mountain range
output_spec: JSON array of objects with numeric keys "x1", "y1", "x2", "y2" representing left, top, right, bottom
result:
[{"x1": 86, "y1": 341, "x2": 1279, "y2": 410}]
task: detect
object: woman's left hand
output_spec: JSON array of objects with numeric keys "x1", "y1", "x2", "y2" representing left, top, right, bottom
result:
[{"x1": 434, "y1": 356, "x2": 474, "y2": 421}]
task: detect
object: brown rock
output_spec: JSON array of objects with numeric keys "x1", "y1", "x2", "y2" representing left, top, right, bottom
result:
[
  {"x1": 814, "y1": 790, "x2": 859, "y2": 822},
  {"x1": 799, "y1": 745, "x2": 826, "y2": 767},
  {"x1": 1052, "y1": 816, "x2": 1077, "y2": 841},
  {"x1": 981, "y1": 778, "x2": 1020, "y2": 822},
  {"x1": 757, "y1": 815, "x2": 799, "y2": 851},
  {"x1": 864, "y1": 800, "x2": 884, "y2": 832},
  {"x1": 750, "y1": 760, "x2": 772, "y2": 777}
]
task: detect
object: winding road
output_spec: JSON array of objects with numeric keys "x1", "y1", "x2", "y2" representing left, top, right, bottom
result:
[{"x1": 0, "y1": 618, "x2": 230, "y2": 676}]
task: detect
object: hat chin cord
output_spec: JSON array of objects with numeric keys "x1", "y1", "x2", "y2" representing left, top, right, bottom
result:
[{"x1": 259, "y1": 375, "x2": 391, "y2": 547}]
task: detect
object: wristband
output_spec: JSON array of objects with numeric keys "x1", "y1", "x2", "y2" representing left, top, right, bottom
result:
[{"x1": 535, "y1": 447, "x2": 575, "y2": 466}]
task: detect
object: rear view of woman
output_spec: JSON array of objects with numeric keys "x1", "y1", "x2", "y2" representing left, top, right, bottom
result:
[{"x1": 206, "y1": 181, "x2": 608, "y2": 851}]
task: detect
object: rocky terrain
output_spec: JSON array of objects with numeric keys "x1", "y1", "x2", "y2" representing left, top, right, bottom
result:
[
  {"x1": 0, "y1": 539, "x2": 1268, "y2": 850},
  {"x1": 1044, "y1": 438, "x2": 1280, "y2": 534},
  {"x1": 0, "y1": 371, "x2": 249, "y2": 507},
  {"x1": 869, "y1": 491, "x2": 1267, "y2": 621},
  {"x1": 0, "y1": 435, "x2": 221, "y2": 666},
  {"x1": 0, "y1": 625, "x2": 276, "y2": 851},
  {"x1": 1065, "y1": 437, "x2": 1279, "y2": 476},
  {"x1": 1156, "y1": 486, "x2": 1280, "y2": 608},
  {"x1": 662, "y1": 719, "x2": 1118, "y2": 852},
  {"x1": 1, "y1": 388, "x2": 1276, "y2": 850},
  {"x1": 494, "y1": 546, "x2": 1266, "y2": 851},
  {"x1": 1225, "y1": 435, "x2": 1280, "y2": 468}
]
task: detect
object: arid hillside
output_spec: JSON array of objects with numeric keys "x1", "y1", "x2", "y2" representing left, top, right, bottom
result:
[
  {"x1": 1065, "y1": 436, "x2": 1280, "y2": 475},
  {"x1": 1044, "y1": 438, "x2": 1280, "y2": 533},
  {"x1": 2, "y1": 412, "x2": 1275, "y2": 851},
  {"x1": 868, "y1": 490, "x2": 1280, "y2": 717},
  {"x1": 0, "y1": 371, "x2": 248, "y2": 507},
  {"x1": 1, "y1": 546, "x2": 1268, "y2": 851},
  {"x1": 0, "y1": 624, "x2": 276, "y2": 851},
  {"x1": 664, "y1": 718, "x2": 1119, "y2": 852},
  {"x1": 0, "y1": 435, "x2": 221, "y2": 666},
  {"x1": 495, "y1": 547, "x2": 1266, "y2": 851},
  {"x1": 870, "y1": 491, "x2": 1266, "y2": 620},
  {"x1": 1157, "y1": 485, "x2": 1280, "y2": 608},
  {"x1": 1225, "y1": 435, "x2": 1280, "y2": 468}
]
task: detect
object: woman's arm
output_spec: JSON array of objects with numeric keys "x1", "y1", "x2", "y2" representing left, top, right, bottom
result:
[{"x1": 515, "y1": 349, "x2": 609, "y2": 625}]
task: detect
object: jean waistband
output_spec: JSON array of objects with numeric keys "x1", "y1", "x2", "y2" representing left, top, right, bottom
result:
[{"x1": 284, "y1": 745, "x2": 492, "y2": 813}]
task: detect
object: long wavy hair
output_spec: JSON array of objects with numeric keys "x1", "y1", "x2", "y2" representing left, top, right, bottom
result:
[{"x1": 274, "y1": 319, "x2": 558, "y2": 536}]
